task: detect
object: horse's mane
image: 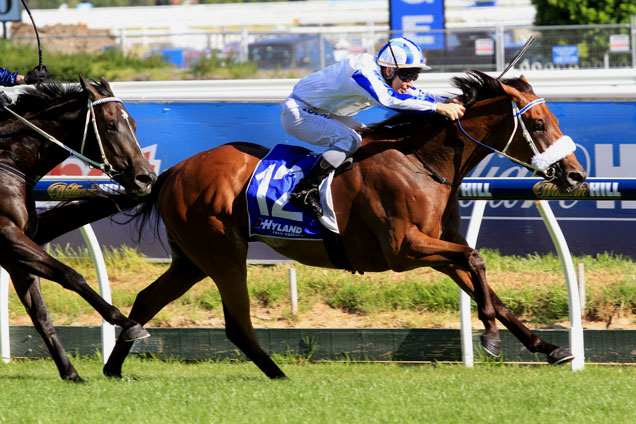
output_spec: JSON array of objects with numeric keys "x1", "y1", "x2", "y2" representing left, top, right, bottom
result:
[
  {"x1": 362, "y1": 69, "x2": 534, "y2": 140},
  {"x1": 13, "y1": 79, "x2": 112, "y2": 114},
  {"x1": 454, "y1": 69, "x2": 535, "y2": 107}
]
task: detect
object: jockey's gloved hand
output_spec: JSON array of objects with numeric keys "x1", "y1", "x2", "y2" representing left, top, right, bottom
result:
[
  {"x1": 0, "y1": 91, "x2": 12, "y2": 107},
  {"x1": 25, "y1": 65, "x2": 48, "y2": 84}
]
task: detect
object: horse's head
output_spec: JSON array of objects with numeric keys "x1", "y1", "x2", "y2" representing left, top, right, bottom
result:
[
  {"x1": 79, "y1": 75, "x2": 157, "y2": 196},
  {"x1": 497, "y1": 76, "x2": 586, "y2": 191}
]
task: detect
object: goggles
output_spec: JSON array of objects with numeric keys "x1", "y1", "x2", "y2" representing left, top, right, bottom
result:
[{"x1": 395, "y1": 68, "x2": 420, "y2": 82}]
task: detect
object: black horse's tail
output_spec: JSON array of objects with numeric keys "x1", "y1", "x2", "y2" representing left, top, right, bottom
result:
[{"x1": 132, "y1": 167, "x2": 173, "y2": 243}]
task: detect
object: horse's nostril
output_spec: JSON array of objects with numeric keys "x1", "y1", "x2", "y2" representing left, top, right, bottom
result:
[
  {"x1": 568, "y1": 171, "x2": 586, "y2": 184},
  {"x1": 135, "y1": 172, "x2": 156, "y2": 187}
]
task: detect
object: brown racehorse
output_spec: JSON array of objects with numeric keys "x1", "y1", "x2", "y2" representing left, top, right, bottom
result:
[
  {"x1": 0, "y1": 77, "x2": 156, "y2": 381},
  {"x1": 42, "y1": 71, "x2": 587, "y2": 379}
]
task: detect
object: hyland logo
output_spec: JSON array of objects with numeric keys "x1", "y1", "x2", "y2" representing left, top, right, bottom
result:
[
  {"x1": 460, "y1": 182, "x2": 491, "y2": 198},
  {"x1": 256, "y1": 219, "x2": 303, "y2": 235}
]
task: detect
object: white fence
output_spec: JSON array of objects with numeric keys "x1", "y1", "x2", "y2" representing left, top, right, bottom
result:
[{"x1": 96, "y1": 68, "x2": 636, "y2": 103}]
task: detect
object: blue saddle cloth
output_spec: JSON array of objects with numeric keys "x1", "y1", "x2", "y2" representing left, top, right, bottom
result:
[{"x1": 246, "y1": 144, "x2": 329, "y2": 240}]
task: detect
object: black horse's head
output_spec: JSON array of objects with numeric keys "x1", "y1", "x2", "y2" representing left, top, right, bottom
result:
[{"x1": 78, "y1": 75, "x2": 157, "y2": 196}]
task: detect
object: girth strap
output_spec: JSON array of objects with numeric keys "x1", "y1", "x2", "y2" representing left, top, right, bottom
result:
[{"x1": 317, "y1": 221, "x2": 360, "y2": 274}]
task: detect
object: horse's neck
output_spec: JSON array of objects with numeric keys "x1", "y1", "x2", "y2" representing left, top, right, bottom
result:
[
  {"x1": 423, "y1": 97, "x2": 513, "y2": 185},
  {"x1": 17, "y1": 102, "x2": 86, "y2": 179}
]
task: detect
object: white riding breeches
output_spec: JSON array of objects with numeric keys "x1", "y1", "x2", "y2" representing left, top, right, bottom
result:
[{"x1": 281, "y1": 96, "x2": 364, "y2": 157}]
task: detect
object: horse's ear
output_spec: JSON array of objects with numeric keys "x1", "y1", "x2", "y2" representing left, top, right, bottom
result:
[
  {"x1": 99, "y1": 76, "x2": 113, "y2": 94},
  {"x1": 79, "y1": 74, "x2": 88, "y2": 89},
  {"x1": 519, "y1": 75, "x2": 529, "y2": 83},
  {"x1": 500, "y1": 80, "x2": 523, "y2": 103},
  {"x1": 79, "y1": 74, "x2": 100, "y2": 100}
]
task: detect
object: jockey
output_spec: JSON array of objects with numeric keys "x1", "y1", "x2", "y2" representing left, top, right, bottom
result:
[
  {"x1": 281, "y1": 37, "x2": 465, "y2": 217},
  {"x1": 0, "y1": 65, "x2": 48, "y2": 107}
]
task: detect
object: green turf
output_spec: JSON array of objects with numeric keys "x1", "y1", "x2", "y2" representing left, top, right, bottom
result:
[{"x1": 0, "y1": 357, "x2": 634, "y2": 423}]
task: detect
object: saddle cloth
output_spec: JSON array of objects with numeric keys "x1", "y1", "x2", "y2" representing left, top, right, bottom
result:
[{"x1": 246, "y1": 144, "x2": 339, "y2": 240}]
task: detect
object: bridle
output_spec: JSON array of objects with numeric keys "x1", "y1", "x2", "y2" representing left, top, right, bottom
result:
[
  {"x1": 3, "y1": 96, "x2": 125, "y2": 180},
  {"x1": 456, "y1": 97, "x2": 576, "y2": 179}
]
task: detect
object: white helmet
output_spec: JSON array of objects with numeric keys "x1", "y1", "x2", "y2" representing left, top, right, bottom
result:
[{"x1": 376, "y1": 37, "x2": 430, "y2": 70}]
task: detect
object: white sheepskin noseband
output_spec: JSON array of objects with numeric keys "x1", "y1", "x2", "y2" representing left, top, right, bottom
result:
[{"x1": 531, "y1": 136, "x2": 576, "y2": 171}]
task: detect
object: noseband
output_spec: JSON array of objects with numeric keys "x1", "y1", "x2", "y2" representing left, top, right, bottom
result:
[
  {"x1": 3, "y1": 96, "x2": 125, "y2": 181},
  {"x1": 457, "y1": 98, "x2": 576, "y2": 179}
]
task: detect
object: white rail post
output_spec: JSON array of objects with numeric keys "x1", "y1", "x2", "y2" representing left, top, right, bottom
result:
[
  {"x1": 288, "y1": 266, "x2": 298, "y2": 318},
  {"x1": 460, "y1": 199, "x2": 488, "y2": 367},
  {"x1": 0, "y1": 267, "x2": 10, "y2": 363},
  {"x1": 535, "y1": 200, "x2": 585, "y2": 371},
  {"x1": 577, "y1": 263, "x2": 586, "y2": 320},
  {"x1": 79, "y1": 224, "x2": 116, "y2": 364}
]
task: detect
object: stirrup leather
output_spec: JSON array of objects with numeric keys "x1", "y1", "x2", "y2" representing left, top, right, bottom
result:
[{"x1": 290, "y1": 187, "x2": 323, "y2": 216}]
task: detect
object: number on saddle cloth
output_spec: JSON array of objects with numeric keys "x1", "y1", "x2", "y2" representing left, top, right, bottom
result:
[{"x1": 246, "y1": 144, "x2": 339, "y2": 239}]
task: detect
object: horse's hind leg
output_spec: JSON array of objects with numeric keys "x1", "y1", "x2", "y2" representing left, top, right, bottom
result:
[
  {"x1": 215, "y1": 273, "x2": 287, "y2": 379},
  {"x1": 10, "y1": 270, "x2": 81, "y2": 381},
  {"x1": 104, "y1": 251, "x2": 206, "y2": 378},
  {"x1": 188, "y1": 238, "x2": 286, "y2": 379}
]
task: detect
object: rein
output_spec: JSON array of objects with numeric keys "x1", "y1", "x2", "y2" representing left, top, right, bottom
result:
[
  {"x1": 456, "y1": 98, "x2": 575, "y2": 178},
  {"x1": 2, "y1": 96, "x2": 123, "y2": 180},
  {"x1": 411, "y1": 149, "x2": 453, "y2": 187},
  {"x1": 0, "y1": 163, "x2": 38, "y2": 187}
]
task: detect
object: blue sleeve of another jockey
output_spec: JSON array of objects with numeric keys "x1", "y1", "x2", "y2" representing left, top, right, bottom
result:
[
  {"x1": 351, "y1": 65, "x2": 445, "y2": 114},
  {"x1": 0, "y1": 67, "x2": 19, "y2": 87}
]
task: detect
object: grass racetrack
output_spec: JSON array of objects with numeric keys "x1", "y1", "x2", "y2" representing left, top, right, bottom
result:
[{"x1": 1, "y1": 357, "x2": 635, "y2": 423}]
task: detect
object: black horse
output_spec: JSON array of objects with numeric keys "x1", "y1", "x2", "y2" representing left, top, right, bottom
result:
[{"x1": 0, "y1": 77, "x2": 156, "y2": 381}]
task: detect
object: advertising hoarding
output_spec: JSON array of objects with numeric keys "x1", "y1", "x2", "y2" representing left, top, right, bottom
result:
[{"x1": 46, "y1": 100, "x2": 636, "y2": 259}]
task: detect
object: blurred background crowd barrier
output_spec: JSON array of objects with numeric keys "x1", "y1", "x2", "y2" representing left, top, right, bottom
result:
[{"x1": 3, "y1": 0, "x2": 635, "y2": 73}]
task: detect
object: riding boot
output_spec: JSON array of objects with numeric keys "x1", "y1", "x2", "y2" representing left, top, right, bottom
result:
[{"x1": 290, "y1": 157, "x2": 335, "y2": 217}]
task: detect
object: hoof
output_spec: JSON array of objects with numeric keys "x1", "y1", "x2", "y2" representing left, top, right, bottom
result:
[
  {"x1": 63, "y1": 375, "x2": 85, "y2": 384},
  {"x1": 103, "y1": 366, "x2": 122, "y2": 379},
  {"x1": 480, "y1": 334, "x2": 502, "y2": 357},
  {"x1": 547, "y1": 347, "x2": 574, "y2": 365},
  {"x1": 122, "y1": 324, "x2": 150, "y2": 342}
]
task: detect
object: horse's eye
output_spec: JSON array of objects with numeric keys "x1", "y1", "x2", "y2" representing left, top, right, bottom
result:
[
  {"x1": 534, "y1": 120, "x2": 545, "y2": 131},
  {"x1": 106, "y1": 121, "x2": 117, "y2": 131}
]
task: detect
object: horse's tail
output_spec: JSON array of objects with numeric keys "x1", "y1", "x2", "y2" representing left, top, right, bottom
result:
[{"x1": 132, "y1": 167, "x2": 173, "y2": 243}]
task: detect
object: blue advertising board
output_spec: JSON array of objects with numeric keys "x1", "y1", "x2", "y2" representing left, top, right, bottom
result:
[
  {"x1": 0, "y1": 0, "x2": 21, "y2": 22},
  {"x1": 46, "y1": 99, "x2": 636, "y2": 259},
  {"x1": 389, "y1": 0, "x2": 445, "y2": 51},
  {"x1": 552, "y1": 45, "x2": 579, "y2": 65}
]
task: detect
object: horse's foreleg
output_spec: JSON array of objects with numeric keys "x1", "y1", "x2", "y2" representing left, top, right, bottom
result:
[
  {"x1": 437, "y1": 264, "x2": 573, "y2": 364},
  {"x1": 489, "y1": 290, "x2": 573, "y2": 364},
  {"x1": 104, "y1": 253, "x2": 206, "y2": 378},
  {"x1": 0, "y1": 225, "x2": 147, "y2": 341},
  {"x1": 10, "y1": 271, "x2": 82, "y2": 381},
  {"x1": 398, "y1": 228, "x2": 501, "y2": 356},
  {"x1": 434, "y1": 262, "x2": 502, "y2": 357}
]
